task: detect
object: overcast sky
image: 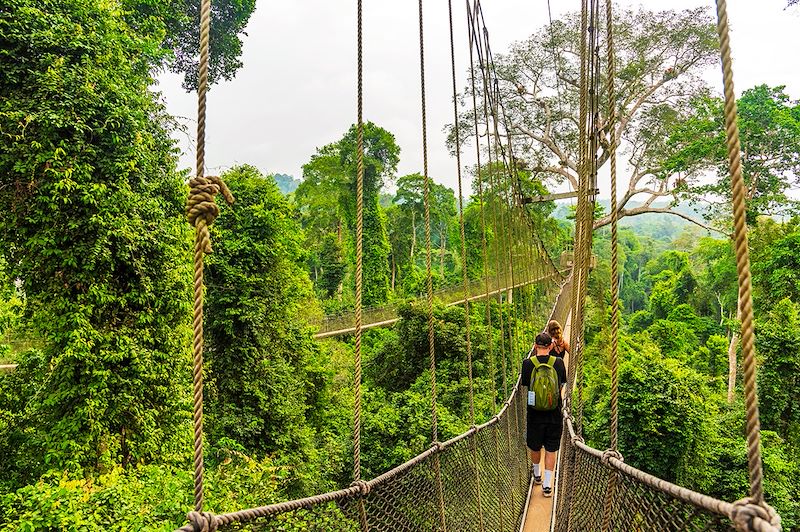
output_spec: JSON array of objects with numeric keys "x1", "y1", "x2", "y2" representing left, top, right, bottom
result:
[{"x1": 155, "y1": 1, "x2": 800, "y2": 199}]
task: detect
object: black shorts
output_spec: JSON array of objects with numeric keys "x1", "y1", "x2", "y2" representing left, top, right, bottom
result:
[{"x1": 526, "y1": 420, "x2": 563, "y2": 453}]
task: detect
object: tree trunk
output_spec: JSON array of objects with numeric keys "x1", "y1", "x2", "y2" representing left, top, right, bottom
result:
[
  {"x1": 410, "y1": 211, "x2": 416, "y2": 262},
  {"x1": 439, "y1": 228, "x2": 446, "y2": 279},
  {"x1": 727, "y1": 304, "x2": 742, "y2": 403},
  {"x1": 391, "y1": 253, "x2": 396, "y2": 291}
]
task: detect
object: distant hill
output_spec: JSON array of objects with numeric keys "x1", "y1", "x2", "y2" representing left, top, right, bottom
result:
[
  {"x1": 273, "y1": 173, "x2": 301, "y2": 195},
  {"x1": 553, "y1": 199, "x2": 711, "y2": 240}
]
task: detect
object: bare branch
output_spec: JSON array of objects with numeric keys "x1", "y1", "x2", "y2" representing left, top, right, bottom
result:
[{"x1": 594, "y1": 204, "x2": 730, "y2": 237}]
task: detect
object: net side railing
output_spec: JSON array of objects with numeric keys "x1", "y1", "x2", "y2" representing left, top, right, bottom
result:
[
  {"x1": 314, "y1": 263, "x2": 566, "y2": 338},
  {"x1": 179, "y1": 381, "x2": 531, "y2": 532},
  {"x1": 179, "y1": 275, "x2": 568, "y2": 532},
  {"x1": 553, "y1": 416, "x2": 738, "y2": 532},
  {"x1": 551, "y1": 278, "x2": 770, "y2": 532}
]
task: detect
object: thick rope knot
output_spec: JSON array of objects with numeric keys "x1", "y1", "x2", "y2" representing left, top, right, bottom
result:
[
  {"x1": 730, "y1": 498, "x2": 781, "y2": 532},
  {"x1": 601, "y1": 448, "x2": 623, "y2": 466},
  {"x1": 187, "y1": 510, "x2": 218, "y2": 532},
  {"x1": 350, "y1": 479, "x2": 371, "y2": 497},
  {"x1": 431, "y1": 441, "x2": 444, "y2": 453},
  {"x1": 572, "y1": 434, "x2": 585, "y2": 444},
  {"x1": 186, "y1": 175, "x2": 235, "y2": 254}
]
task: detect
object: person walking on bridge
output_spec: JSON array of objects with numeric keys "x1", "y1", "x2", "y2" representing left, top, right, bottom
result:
[
  {"x1": 521, "y1": 332, "x2": 567, "y2": 497},
  {"x1": 547, "y1": 319, "x2": 570, "y2": 358}
]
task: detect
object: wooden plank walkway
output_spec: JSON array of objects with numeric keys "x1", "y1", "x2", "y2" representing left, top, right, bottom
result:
[{"x1": 521, "y1": 315, "x2": 571, "y2": 532}]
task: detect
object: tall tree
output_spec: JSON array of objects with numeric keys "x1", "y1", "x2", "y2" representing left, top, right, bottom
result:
[
  {"x1": 665, "y1": 85, "x2": 800, "y2": 223},
  {"x1": 0, "y1": 0, "x2": 192, "y2": 480},
  {"x1": 204, "y1": 165, "x2": 328, "y2": 464},
  {"x1": 299, "y1": 122, "x2": 399, "y2": 305},
  {"x1": 451, "y1": 7, "x2": 719, "y2": 231}
]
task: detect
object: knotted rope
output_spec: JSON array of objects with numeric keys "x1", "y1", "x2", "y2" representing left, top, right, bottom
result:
[
  {"x1": 187, "y1": 511, "x2": 219, "y2": 532},
  {"x1": 730, "y1": 498, "x2": 781, "y2": 532},
  {"x1": 186, "y1": 0, "x2": 235, "y2": 515}
]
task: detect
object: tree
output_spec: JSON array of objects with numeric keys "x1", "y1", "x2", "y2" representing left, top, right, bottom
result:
[
  {"x1": 0, "y1": 0, "x2": 192, "y2": 480},
  {"x1": 204, "y1": 166, "x2": 334, "y2": 469},
  {"x1": 665, "y1": 85, "x2": 800, "y2": 223},
  {"x1": 298, "y1": 122, "x2": 399, "y2": 305},
  {"x1": 122, "y1": 0, "x2": 257, "y2": 90},
  {"x1": 585, "y1": 337, "x2": 714, "y2": 487},
  {"x1": 757, "y1": 298, "x2": 800, "y2": 451},
  {"x1": 451, "y1": 7, "x2": 719, "y2": 231},
  {"x1": 393, "y1": 173, "x2": 459, "y2": 286}
]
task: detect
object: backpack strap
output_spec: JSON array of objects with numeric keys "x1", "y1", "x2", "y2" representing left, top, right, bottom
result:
[{"x1": 547, "y1": 355, "x2": 556, "y2": 367}]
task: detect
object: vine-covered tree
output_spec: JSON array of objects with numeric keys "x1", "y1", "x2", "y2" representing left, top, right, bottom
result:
[
  {"x1": 204, "y1": 165, "x2": 339, "y2": 474},
  {"x1": 0, "y1": 0, "x2": 192, "y2": 481},
  {"x1": 298, "y1": 122, "x2": 399, "y2": 305}
]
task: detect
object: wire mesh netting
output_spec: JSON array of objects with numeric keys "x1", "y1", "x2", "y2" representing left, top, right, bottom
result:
[
  {"x1": 212, "y1": 384, "x2": 531, "y2": 532},
  {"x1": 553, "y1": 437, "x2": 736, "y2": 532}
]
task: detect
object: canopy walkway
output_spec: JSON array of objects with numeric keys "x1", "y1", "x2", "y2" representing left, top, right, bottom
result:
[
  {"x1": 176, "y1": 0, "x2": 782, "y2": 530},
  {"x1": 314, "y1": 267, "x2": 566, "y2": 338}
]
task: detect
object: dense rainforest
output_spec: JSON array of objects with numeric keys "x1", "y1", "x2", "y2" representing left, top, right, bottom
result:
[{"x1": 1, "y1": 1, "x2": 799, "y2": 530}]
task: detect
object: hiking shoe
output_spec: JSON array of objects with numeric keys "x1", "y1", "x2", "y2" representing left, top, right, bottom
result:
[
  {"x1": 533, "y1": 475, "x2": 542, "y2": 485},
  {"x1": 543, "y1": 486, "x2": 553, "y2": 498}
]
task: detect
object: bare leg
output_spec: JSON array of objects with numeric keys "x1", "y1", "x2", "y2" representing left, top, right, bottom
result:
[
  {"x1": 529, "y1": 449, "x2": 541, "y2": 464},
  {"x1": 544, "y1": 450, "x2": 556, "y2": 470}
]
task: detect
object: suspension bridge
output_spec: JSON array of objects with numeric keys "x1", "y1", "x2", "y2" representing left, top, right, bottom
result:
[{"x1": 175, "y1": 0, "x2": 782, "y2": 530}]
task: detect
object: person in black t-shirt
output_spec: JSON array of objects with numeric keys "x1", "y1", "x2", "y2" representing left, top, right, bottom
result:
[{"x1": 521, "y1": 332, "x2": 567, "y2": 497}]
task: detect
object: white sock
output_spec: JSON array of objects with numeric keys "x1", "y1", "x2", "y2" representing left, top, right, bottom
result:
[
  {"x1": 533, "y1": 464, "x2": 541, "y2": 477},
  {"x1": 544, "y1": 470, "x2": 553, "y2": 489}
]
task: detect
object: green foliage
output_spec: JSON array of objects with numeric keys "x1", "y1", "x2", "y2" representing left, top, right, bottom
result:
[
  {"x1": 0, "y1": 453, "x2": 307, "y2": 531},
  {"x1": 666, "y1": 85, "x2": 800, "y2": 222},
  {"x1": 204, "y1": 166, "x2": 347, "y2": 489},
  {"x1": 122, "y1": 0, "x2": 257, "y2": 90},
  {"x1": 0, "y1": 0, "x2": 192, "y2": 480},
  {"x1": 757, "y1": 298, "x2": 800, "y2": 451},
  {"x1": 298, "y1": 122, "x2": 398, "y2": 306}
]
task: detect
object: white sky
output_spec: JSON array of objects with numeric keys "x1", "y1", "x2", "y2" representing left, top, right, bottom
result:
[{"x1": 155, "y1": 1, "x2": 800, "y2": 199}]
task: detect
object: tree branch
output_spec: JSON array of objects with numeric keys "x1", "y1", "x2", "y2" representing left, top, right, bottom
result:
[{"x1": 593, "y1": 204, "x2": 731, "y2": 237}]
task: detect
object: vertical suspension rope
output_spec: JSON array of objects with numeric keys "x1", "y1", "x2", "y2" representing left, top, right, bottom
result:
[
  {"x1": 714, "y1": 6, "x2": 777, "y2": 529},
  {"x1": 601, "y1": 0, "x2": 622, "y2": 528},
  {"x1": 466, "y1": 6, "x2": 505, "y2": 526},
  {"x1": 448, "y1": 1, "x2": 484, "y2": 529},
  {"x1": 353, "y1": 0, "x2": 369, "y2": 529},
  {"x1": 574, "y1": 0, "x2": 601, "y2": 438},
  {"x1": 189, "y1": 0, "x2": 212, "y2": 513},
  {"x1": 417, "y1": 1, "x2": 447, "y2": 529},
  {"x1": 561, "y1": 2, "x2": 590, "y2": 529},
  {"x1": 466, "y1": 1, "x2": 496, "y2": 417}
]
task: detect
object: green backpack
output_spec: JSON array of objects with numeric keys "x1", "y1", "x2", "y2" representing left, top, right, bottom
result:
[{"x1": 529, "y1": 355, "x2": 559, "y2": 411}]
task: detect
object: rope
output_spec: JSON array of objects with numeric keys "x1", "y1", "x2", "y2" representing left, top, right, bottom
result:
[
  {"x1": 563, "y1": 2, "x2": 591, "y2": 528},
  {"x1": 186, "y1": 0, "x2": 236, "y2": 514},
  {"x1": 465, "y1": 5, "x2": 506, "y2": 524},
  {"x1": 417, "y1": 0, "x2": 446, "y2": 528},
  {"x1": 714, "y1": 0, "x2": 774, "y2": 523},
  {"x1": 448, "y1": 0, "x2": 484, "y2": 528},
  {"x1": 602, "y1": 1, "x2": 622, "y2": 529},
  {"x1": 353, "y1": 1, "x2": 368, "y2": 530}
]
